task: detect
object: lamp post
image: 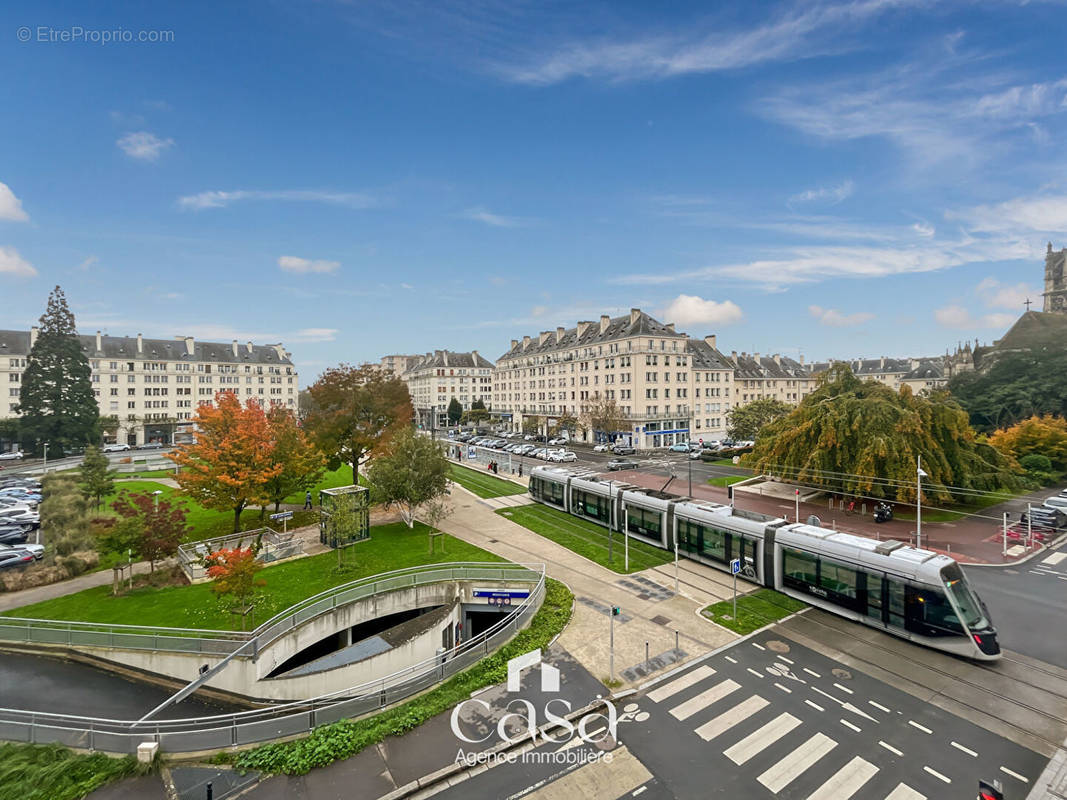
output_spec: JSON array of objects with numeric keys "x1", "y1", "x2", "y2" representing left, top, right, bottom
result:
[
  {"x1": 152, "y1": 489, "x2": 163, "y2": 510},
  {"x1": 42, "y1": 443, "x2": 48, "y2": 474},
  {"x1": 916, "y1": 455, "x2": 928, "y2": 549}
]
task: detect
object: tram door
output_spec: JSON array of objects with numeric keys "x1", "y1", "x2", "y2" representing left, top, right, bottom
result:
[{"x1": 735, "y1": 536, "x2": 758, "y2": 579}]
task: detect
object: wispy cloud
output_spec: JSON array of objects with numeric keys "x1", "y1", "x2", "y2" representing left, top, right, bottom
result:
[
  {"x1": 0, "y1": 182, "x2": 29, "y2": 222},
  {"x1": 787, "y1": 179, "x2": 854, "y2": 209},
  {"x1": 947, "y1": 194, "x2": 1067, "y2": 234},
  {"x1": 292, "y1": 328, "x2": 339, "y2": 342},
  {"x1": 117, "y1": 131, "x2": 174, "y2": 161},
  {"x1": 77, "y1": 256, "x2": 99, "y2": 272},
  {"x1": 178, "y1": 190, "x2": 377, "y2": 211},
  {"x1": 0, "y1": 246, "x2": 37, "y2": 277},
  {"x1": 460, "y1": 207, "x2": 530, "y2": 228},
  {"x1": 808, "y1": 304, "x2": 874, "y2": 326},
  {"x1": 976, "y1": 277, "x2": 1040, "y2": 311},
  {"x1": 934, "y1": 305, "x2": 1015, "y2": 330},
  {"x1": 277, "y1": 255, "x2": 340, "y2": 274},
  {"x1": 663, "y1": 295, "x2": 743, "y2": 327},
  {"x1": 496, "y1": 0, "x2": 920, "y2": 85}
]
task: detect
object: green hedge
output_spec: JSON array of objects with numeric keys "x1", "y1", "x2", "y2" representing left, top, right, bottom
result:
[{"x1": 232, "y1": 578, "x2": 574, "y2": 775}]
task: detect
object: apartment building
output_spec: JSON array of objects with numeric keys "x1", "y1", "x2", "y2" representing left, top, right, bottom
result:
[
  {"x1": 378, "y1": 353, "x2": 420, "y2": 378},
  {"x1": 687, "y1": 335, "x2": 736, "y2": 442},
  {"x1": 730, "y1": 351, "x2": 814, "y2": 406},
  {"x1": 403, "y1": 350, "x2": 494, "y2": 429},
  {"x1": 0, "y1": 328, "x2": 298, "y2": 446},
  {"x1": 806, "y1": 351, "x2": 970, "y2": 395}
]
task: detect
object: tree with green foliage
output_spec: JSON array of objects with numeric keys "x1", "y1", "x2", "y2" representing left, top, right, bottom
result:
[
  {"x1": 950, "y1": 348, "x2": 1067, "y2": 433},
  {"x1": 749, "y1": 365, "x2": 1019, "y2": 503},
  {"x1": 988, "y1": 414, "x2": 1067, "y2": 471},
  {"x1": 79, "y1": 445, "x2": 115, "y2": 510},
  {"x1": 112, "y1": 490, "x2": 190, "y2": 571},
  {"x1": 366, "y1": 427, "x2": 450, "y2": 528},
  {"x1": 38, "y1": 474, "x2": 95, "y2": 571},
  {"x1": 263, "y1": 405, "x2": 327, "y2": 514},
  {"x1": 17, "y1": 286, "x2": 99, "y2": 454},
  {"x1": 446, "y1": 397, "x2": 463, "y2": 426},
  {"x1": 727, "y1": 398, "x2": 792, "y2": 441}
]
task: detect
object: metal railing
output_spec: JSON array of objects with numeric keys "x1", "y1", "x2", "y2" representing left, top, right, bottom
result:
[
  {"x1": 0, "y1": 562, "x2": 545, "y2": 754},
  {"x1": 0, "y1": 617, "x2": 248, "y2": 656},
  {"x1": 178, "y1": 527, "x2": 305, "y2": 581}
]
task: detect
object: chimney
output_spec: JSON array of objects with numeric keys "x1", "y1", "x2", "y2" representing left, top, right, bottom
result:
[
  {"x1": 754, "y1": 352, "x2": 761, "y2": 365},
  {"x1": 471, "y1": 350, "x2": 479, "y2": 364},
  {"x1": 523, "y1": 335, "x2": 531, "y2": 349},
  {"x1": 137, "y1": 333, "x2": 143, "y2": 354},
  {"x1": 576, "y1": 321, "x2": 591, "y2": 338},
  {"x1": 799, "y1": 354, "x2": 805, "y2": 365},
  {"x1": 29, "y1": 326, "x2": 39, "y2": 348},
  {"x1": 630, "y1": 308, "x2": 641, "y2": 325},
  {"x1": 911, "y1": 358, "x2": 920, "y2": 370},
  {"x1": 731, "y1": 350, "x2": 737, "y2": 361},
  {"x1": 600, "y1": 314, "x2": 611, "y2": 334},
  {"x1": 704, "y1": 334, "x2": 717, "y2": 349},
  {"x1": 539, "y1": 331, "x2": 552, "y2": 346},
  {"x1": 556, "y1": 326, "x2": 565, "y2": 343},
  {"x1": 772, "y1": 354, "x2": 781, "y2": 366},
  {"x1": 246, "y1": 341, "x2": 254, "y2": 354},
  {"x1": 95, "y1": 330, "x2": 102, "y2": 351},
  {"x1": 232, "y1": 339, "x2": 239, "y2": 357},
  {"x1": 665, "y1": 322, "x2": 675, "y2": 333},
  {"x1": 510, "y1": 339, "x2": 518, "y2": 350}
]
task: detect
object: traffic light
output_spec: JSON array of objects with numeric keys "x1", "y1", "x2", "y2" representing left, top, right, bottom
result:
[
  {"x1": 611, "y1": 606, "x2": 621, "y2": 616},
  {"x1": 978, "y1": 779, "x2": 1004, "y2": 800}
]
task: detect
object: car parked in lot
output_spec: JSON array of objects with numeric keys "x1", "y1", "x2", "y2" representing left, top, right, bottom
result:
[
  {"x1": 0, "y1": 549, "x2": 35, "y2": 570},
  {"x1": 0, "y1": 542, "x2": 43, "y2": 560},
  {"x1": 1043, "y1": 495, "x2": 1067, "y2": 513},
  {"x1": 606, "y1": 458, "x2": 639, "y2": 471},
  {"x1": 547, "y1": 450, "x2": 577, "y2": 463},
  {"x1": 548, "y1": 437, "x2": 568, "y2": 446},
  {"x1": 136, "y1": 442, "x2": 164, "y2": 450},
  {"x1": 0, "y1": 450, "x2": 24, "y2": 461},
  {"x1": 592, "y1": 443, "x2": 610, "y2": 452},
  {"x1": 667, "y1": 443, "x2": 690, "y2": 453},
  {"x1": 611, "y1": 445, "x2": 636, "y2": 455},
  {"x1": 513, "y1": 444, "x2": 537, "y2": 455},
  {"x1": 0, "y1": 527, "x2": 32, "y2": 545},
  {"x1": 103, "y1": 443, "x2": 131, "y2": 452}
]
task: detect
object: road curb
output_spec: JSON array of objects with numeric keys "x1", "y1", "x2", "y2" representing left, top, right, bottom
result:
[{"x1": 964, "y1": 531, "x2": 1066, "y2": 569}]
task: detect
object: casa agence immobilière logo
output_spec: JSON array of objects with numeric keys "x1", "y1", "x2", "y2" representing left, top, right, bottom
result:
[{"x1": 449, "y1": 648, "x2": 617, "y2": 767}]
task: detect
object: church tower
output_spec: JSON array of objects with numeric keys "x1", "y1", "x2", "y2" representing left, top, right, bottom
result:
[{"x1": 1044, "y1": 242, "x2": 1067, "y2": 313}]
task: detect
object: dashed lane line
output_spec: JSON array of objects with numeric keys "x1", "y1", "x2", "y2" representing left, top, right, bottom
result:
[
  {"x1": 833, "y1": 682, "x2": 854, "y2": 695},
  {"x1": 841, "y1": 719, "x2": 862, "y2": 733},
  {"x1": 908, "y1": 720, "x2": 933, "y2": 734},
  {"x1": 805, "y1": 700, "x2": 825, "y2": 712},
  {"x1": 803, "y1": 667, "x2": 821, "y2": 678},
  {"x1": 774, "y1": 682, "x2": 792, "y2": 694},
  {"x1": 724, "y1": 656, "x2": 737, "y2": 664},
  {"x1": 1000, "y1": 766, "x2": 1029, "y2": 783},
  {"x1": 951, "y1": 741, "x2": 978, "y2": 757},
  {"x1": 746, "y1": 668, "x2": 763, "y2": 679},
  {"x1": 752, "y1": 642, "x2": 766, "y2": 651},
  {"x1": 879, "y1": 741, "x2": 904, "y2": 757},
  {"x1": 869, "y1": 700, "x2": 892, "y2": 714},
  {"x1": 923, "y1": 766, "x2": 951, "y2": 784}
]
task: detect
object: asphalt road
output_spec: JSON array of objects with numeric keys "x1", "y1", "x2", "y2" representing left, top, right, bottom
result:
[{"x1": 965, "y1": 538, "x2": 1067, "y2": 669}]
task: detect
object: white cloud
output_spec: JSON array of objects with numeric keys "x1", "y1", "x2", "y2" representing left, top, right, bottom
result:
[
  {"x1": 400, "y1": 282, "x2": 414, "y2": 290},
  {"x1": 934, "y1": 305, "x2": 1016, "y2": 330},
  {"x1": 117, "y1": 131, "x2": 174, "y2": 161},
  {"x1": 912, "y1": 221, "x2": 935, "y2": 238},
  {"x1": 662, "y1": 295, "x2": 743, "y2": 327},
  {"x1": 0, "y1": 182, "x2": 29, "y2": 222},
  {"x1": 497, "y1": 0, "x2": 919, "y2": 85},
  {"x1": 178, "y1": 189, "x2": 377, "y2": 211},
  {"x1": 292, "y1": 328, "x2": 338, "y2": 342},
  {"x1": 0, "y1": 246, "x2": 37, "y2": 277},
  {"x1": 460, "y1": 207, "x2": 528, "y2": 228},
  {"x1": 787, "y1": 180, "x2": 854, "y2": 208},
  {"x1": 975, "y1": 277, "x2": 1039, "y2": 310},
  {"x1": 948, "y1": 194, "x2": 1067, "y2": 234},
  {"x1": 277, "y1": 255, "x2": 340, "y2": 274},
  {"x1": 808, "y1": 305, "x2": 874, "y2": 327},
  {"x1": 77, "y1": 256, "x2": 99, "y2": 271}
]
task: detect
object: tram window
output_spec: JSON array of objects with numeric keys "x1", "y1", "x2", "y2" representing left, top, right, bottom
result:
[
  {"x1": 863, "y1": 573, "x2": 884, "y2": 621},
  {"x1": 702, "y1": 526, "x2": 727, "y2": 563},
  {"x1": 574, "y1": 490, "x2": 609, "y2": 524},
  {"x1": 532, "y1": 478, "x2": 564, "y2": 506},
  {"x1": 627, "y1": 507, "x2": 662, "y2": 536},
  {"x1": 886, "y1": 579, "x2": 906, "y2": 628},
  {"x1": 783, "y1": 548, "x2": 817, "y2": 589},
  {"x1": 906, "y1": 586, "x2": 964, "y2": 637},
  {"x1": 818, "y1": 560, "x2": 857, "y2": 599}
]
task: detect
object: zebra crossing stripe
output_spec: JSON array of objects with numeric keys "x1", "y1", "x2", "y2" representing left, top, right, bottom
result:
[
  {"x1": 757, "y1": 732, "x2": 837, "y2": 793},
  {"x1": 723, "y1": 712, "x2": 802, "y2": 765},
  {"x1": 669, "y1": 679, "x2": 740, "y2": 721},
  {"x1": 883, "y1": 784, "x2": 926, "y2": 800},
  {"x1": 694, "y1": 695, "x2": 769, "y2": 741},
  {"x1": 806, "y1": 755, "x2": 879, "y2": 800},
  {"x1": 647, "y1": 665, "x2": 715, "y2": 703}
]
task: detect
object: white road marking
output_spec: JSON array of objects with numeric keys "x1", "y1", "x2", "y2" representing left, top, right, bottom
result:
[
  {"x1": 668, "y1": 679, "x2": 740, "y2": 721},
  {"x1": 777, "y1": 655, "x2": 794, "y2": 664},
  {"x1": 803, "y1": 667, "x2": 821, "y2": 678},
  {"x1": 1000, "y1": 766, "x2": 1029, "y2": 783},
  {"x1": 810, "y1": 686, "x2": 878, "y2": 721},
  {"x1": 1029, "y1": 570, "x2": 1047, "y2": 575},
  {"x1": 757, "y1": 732, "x2": 837, "y2": 793},
  {"x1": 908, "y1": 720, "x2": 933, "y2": 734},
  {"x1": 833, "y1": 682, "x2": 854, "y2": 695},
  {"x1": 724, "y1": 656, "x2": 737, "y2": 664},
  {"x1": 805, "y1": 700, "x2": 825, "y2": 712},
  {"x1": 1040, "y1": 552, "x2": 1066, "y2": 565},
  {"x1": 694, "y1": 695, "x2": 769, "y2": 741},
  {"x1": 879, "y1": 740, "x2": 904, "y2": 757},
  {"x1": 883, "y1": 784, "x2": 926, "y2": 800},
  {"x1": 1059, "y1": 576, "x2": 1067, "y2": 581},
  {"x1": 950, "y1": 741, "x2": 978, "y2": 757},
  {"x1": 806, "y1": 755, "x2": 879, "y2": 799},
  {"x1": 840, "y1": 719, "x2": 861, "y2": 733},
  {"x1": 648, "y1": 665, "x2": 716, "y2": 703},
  {"x1": 747, "y1": 667, "x2": 764, "y2": 678},
  {"x1": 774, "y1": 682, "x2": 792, "y2": 694},
  {"x1": 869, "y1": 700, "x2": 892, "y2": 713},
  {"x1": 632, "y1": 788, "x2": 647, "y2": 797},
  {"x1": 923, "y1": 766, "x2": 951, "y2": 784},
  {"x1": 752, "y1": 642, "x2": 766, "y2": 651},
  {"x1": 723, "y1": 712, "x2": 802, "y2": 765}
]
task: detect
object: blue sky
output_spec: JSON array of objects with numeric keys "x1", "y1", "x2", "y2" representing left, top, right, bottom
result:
[{"x1": 2, "y1": 0, "x2": 1066, "y2": 377}]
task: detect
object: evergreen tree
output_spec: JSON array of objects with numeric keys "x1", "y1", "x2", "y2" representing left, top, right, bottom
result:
[
  {"x1": 447, "y1": 397, "x2": 463, "y2": 426},
  {"x1": 727, "y1": 398, "x2": 793, "y2": 441},
  {"x1": 17, "y1": 286, "x2": 98, "y2": 453},
  {"x1": 79, "y1": 444, "x2": 116, "y2": 510}
]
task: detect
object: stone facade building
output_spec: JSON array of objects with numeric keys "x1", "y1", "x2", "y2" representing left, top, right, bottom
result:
[
  {"x1": 1044, "y1": 242, "x2": 1067, "y2": 314},
  {"x1": 0, "y1": 329, "x2": 298, "y2": 446},
  {"x1": 402, "y1": 350, "x2": 494, "y2": 430}
]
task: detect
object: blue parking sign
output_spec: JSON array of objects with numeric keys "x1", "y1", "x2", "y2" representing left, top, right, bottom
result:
[{"x1": 730, "y1": 558, "x2": 741, "y2": 575}]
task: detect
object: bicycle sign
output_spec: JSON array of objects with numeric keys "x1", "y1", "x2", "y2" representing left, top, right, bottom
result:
[{"x1": 730, "y1": 558, "x2": 741, "y2": 575}]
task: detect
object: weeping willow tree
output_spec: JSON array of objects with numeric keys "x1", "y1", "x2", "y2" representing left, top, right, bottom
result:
[{"x1": 750, "y1": 364, "x2": 1018, "y2": 503}]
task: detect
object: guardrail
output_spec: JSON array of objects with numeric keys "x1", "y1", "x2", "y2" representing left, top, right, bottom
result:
[
  {"x1": 0, "y1": 617, "x2": 248, "y2": 656},
  {"x1": 177, "y1": 527, "x2": 304, "y2": 582},
  {"x1": 0, "y1": 562, "x2": 546, "y2": 754}
]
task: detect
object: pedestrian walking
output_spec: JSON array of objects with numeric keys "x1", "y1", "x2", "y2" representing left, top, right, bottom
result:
[{"x1": 304, "y1": 491, "x2": 313, "y2": 510}]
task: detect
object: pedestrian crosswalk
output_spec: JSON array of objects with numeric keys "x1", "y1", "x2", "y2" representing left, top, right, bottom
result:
[{"x1": 647, "y1": 662, "x2": 928, "y2": 800}]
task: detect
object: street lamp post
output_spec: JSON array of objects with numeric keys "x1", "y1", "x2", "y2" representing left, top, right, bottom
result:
[
  {"x1": 42, "y1": 443, "x2": 48, "y2": 474},
  {"x1": 916, "y1": 455, "x2": 928, "y2": 549}
]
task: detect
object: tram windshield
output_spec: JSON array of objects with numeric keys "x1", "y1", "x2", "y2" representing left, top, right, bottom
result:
[{"x1": 940, "y1": 564, "x2": 989, "y2": 630}]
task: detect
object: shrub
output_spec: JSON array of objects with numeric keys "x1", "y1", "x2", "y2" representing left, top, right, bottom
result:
[{"x1": 1019, "y1": 453, "x2": 1053, "y2": 473}]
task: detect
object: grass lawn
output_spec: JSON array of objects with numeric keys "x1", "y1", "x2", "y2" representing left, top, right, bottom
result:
[
  {"x1": 448, "y1": 464, "x2": 527, "y2": 498},
  {"x1": 113, "y1": 468, "x2": 178, "y2": 479},
  {"x1": 701, "y1": 589, "x2": 806, "y2": 635},
  {"x1": 497, "y1": 505, "x2": 672, "y2": 574},
  {"x1": 282, "y1": 466, "x2": 362, "y2": 504},
  {"x1": 4, "y1": 522, "x2": 503, "y2": 629},
  {"x1": 0, "y1": 742, "x2": 142, "y2": 800},
  {"x1": 708, "y1": 475, "x2": 747, "y2": 488}
]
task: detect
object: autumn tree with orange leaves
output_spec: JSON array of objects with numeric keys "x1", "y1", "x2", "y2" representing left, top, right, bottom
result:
[
  {"x1": 303, "y1": 364, "x2": 412, "y2": 485},
  {"x1": 263, "y1": 405, "x2": 326, "y2": 515},
  {"x1": 204, "y1": 546, "x2": 265, "y2": 619},
  {"x1": 167, "y1": 392, "x2": 282, "y2": 532}
]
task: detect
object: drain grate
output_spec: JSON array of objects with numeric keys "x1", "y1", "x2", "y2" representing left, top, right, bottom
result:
[{"x1": 650, "y1": 615, "x2": 671, "y2": 626}]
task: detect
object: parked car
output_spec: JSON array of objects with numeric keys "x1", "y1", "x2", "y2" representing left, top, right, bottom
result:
[
  {"x1": 667, "y1": 443, "x2": 690, "y2": 453},
  {"x1": 514, "y1": 444, "x2": 537, "y2": 455},
  {"x1": 547, "y1": 450, "x2": 577, "y2": 463},
  {"x1": 592, "y1": 443, "x2": 610, "y2": 453},
  {"x1": 0, "y1": 450, "x2": 24, "y2": 461},
  {"x1": 548, "y1": 437, "x2": 568, "y2": 446},
  {"x1": 136, "y1": 442, "x2": 164, "y2": 450},
  {"x1": 0, "y1": 527, "x2": 31, "y2": 545},
  {"x1": 103, "y1": 443, "x2": 131, "y2": 452},
  {"x1": 606, "y1": 458, "x2": 638, "y2": 471},
  {"x1": 689, "y1": 449, "x2": 703, "y2": 460},
  {"x1": 0, "y1": 549, "x2": 35, "y2": 570},
  {"x1": 612, "y1": 445, "x2": 636, "y2": 456},
  {"x1": 0, "y1": 542, "x2": 43, "y2": 560},
  {"x1": 1042, "y1": 495, "x2": 1067, "y2": 513}
]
